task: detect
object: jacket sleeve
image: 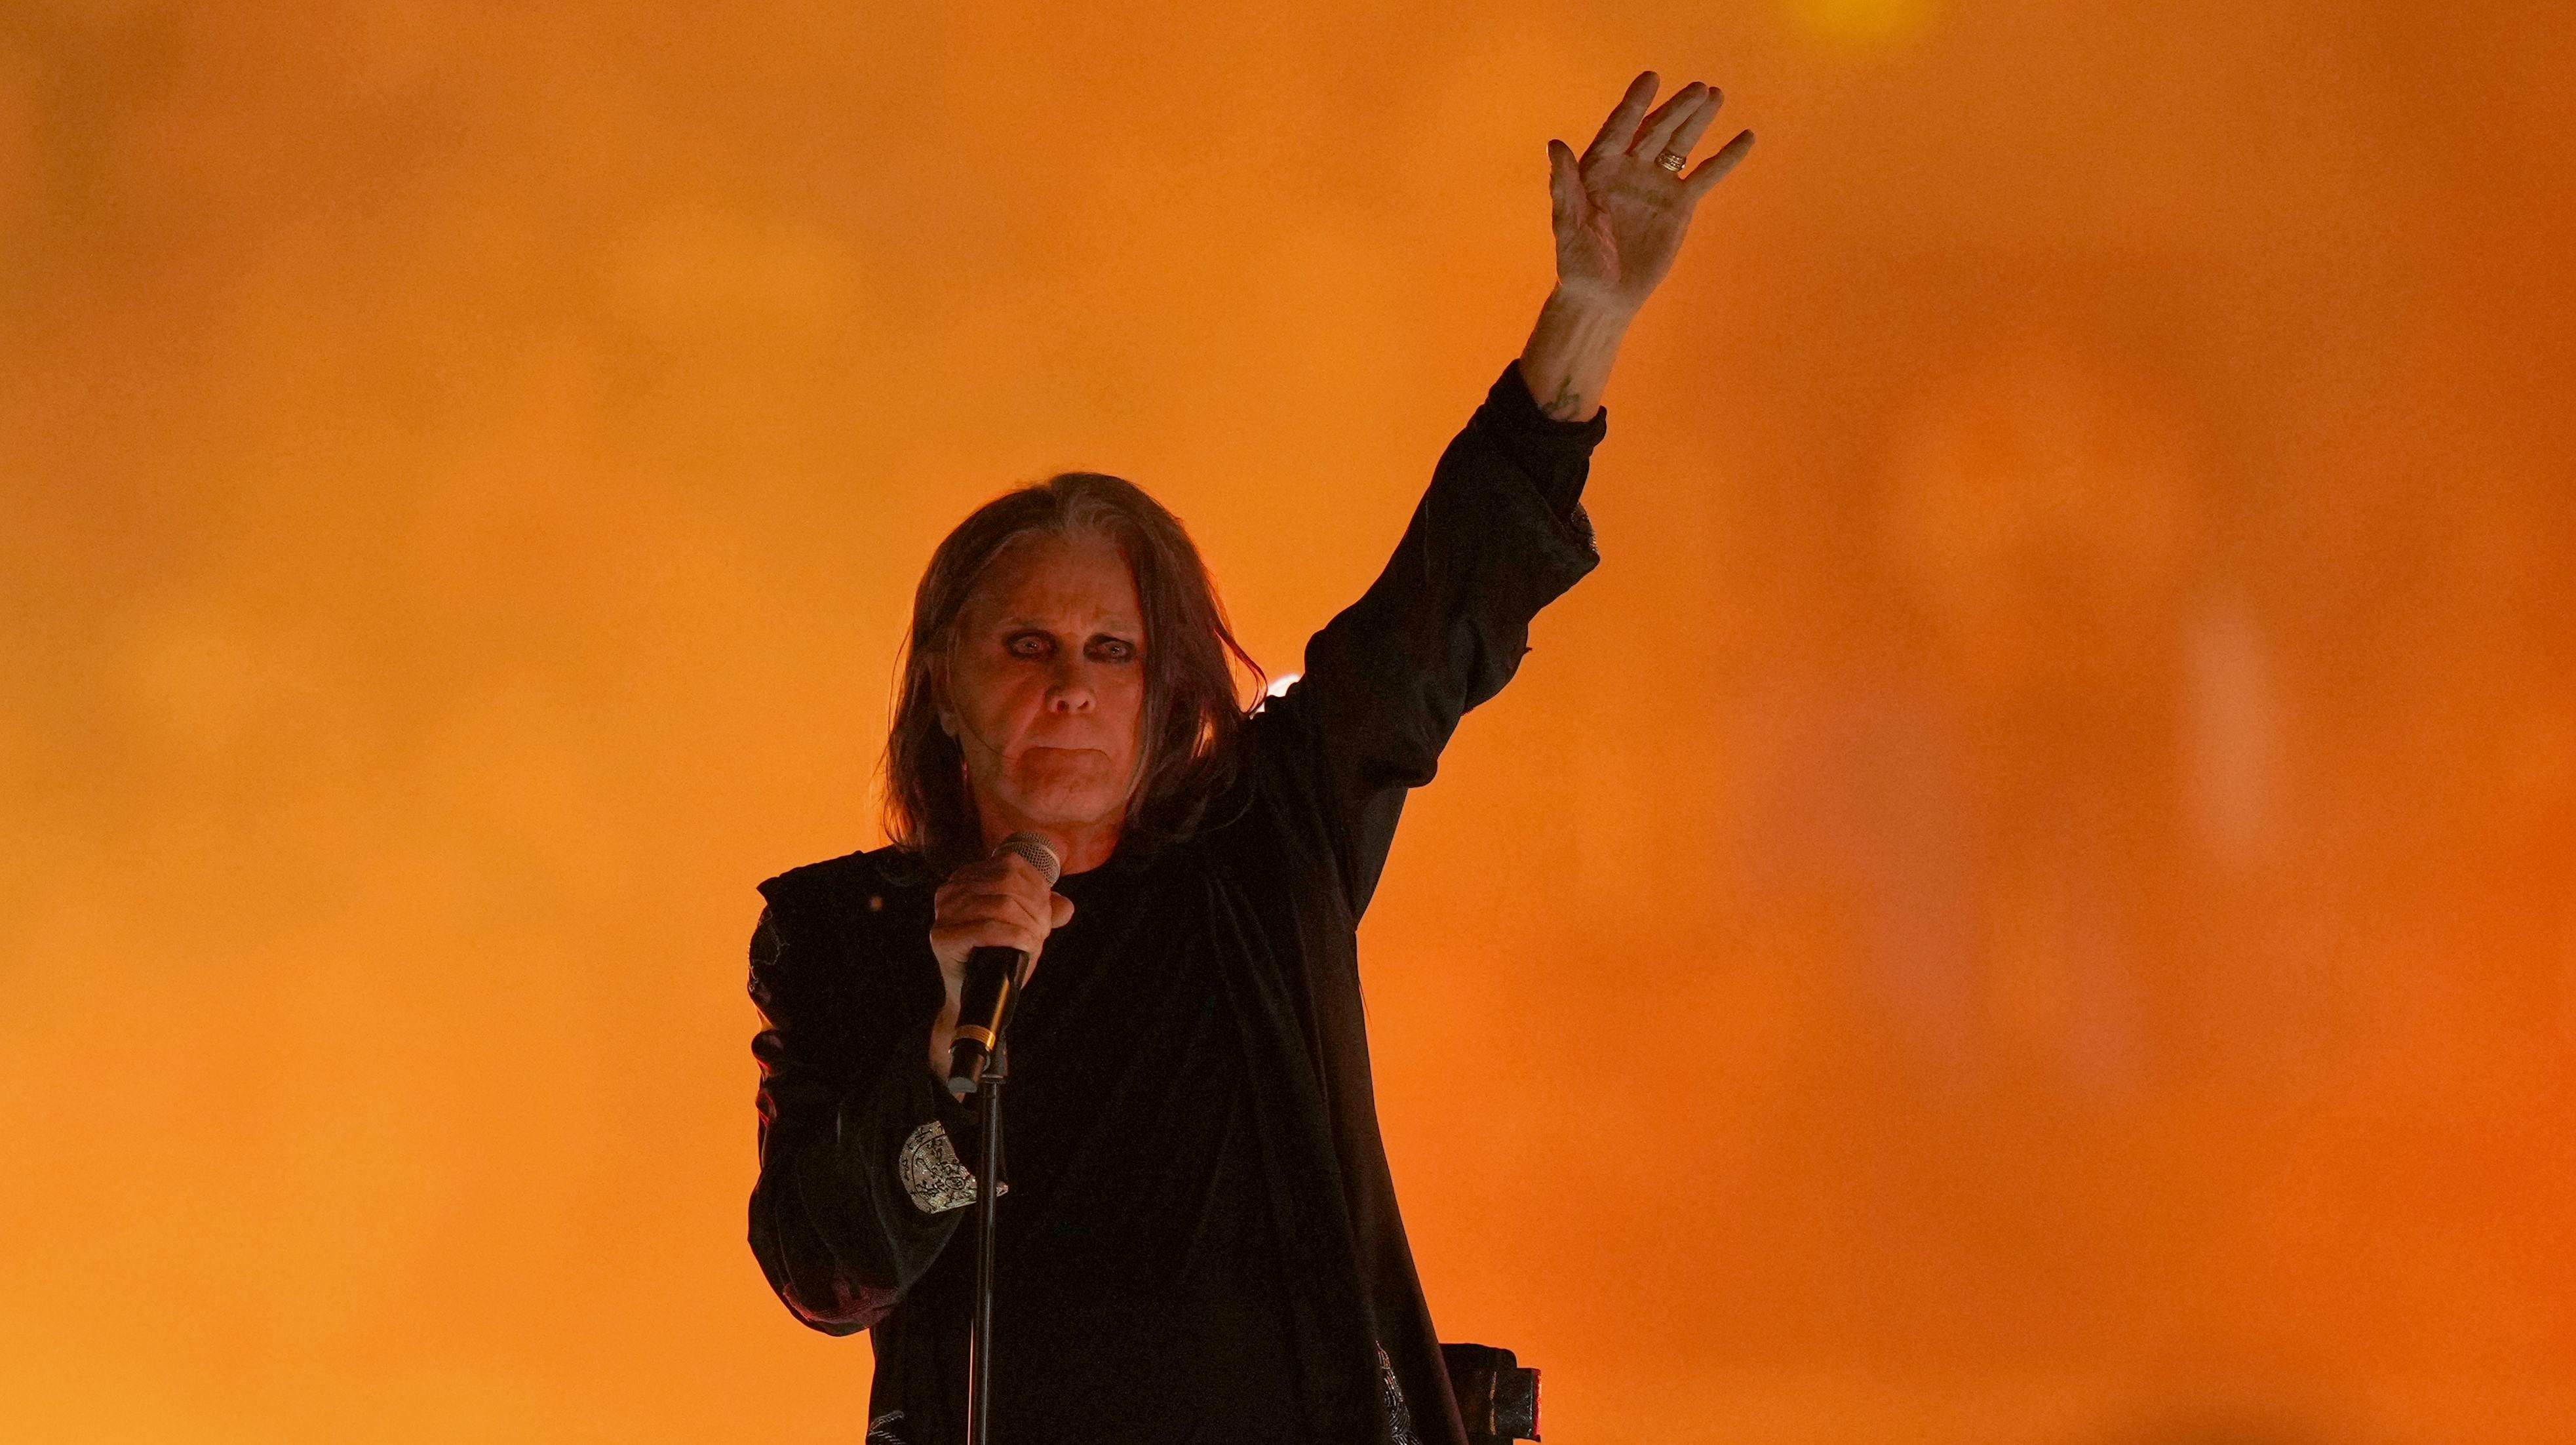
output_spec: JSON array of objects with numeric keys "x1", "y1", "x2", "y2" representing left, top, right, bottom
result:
[
  {"x1": 1249, "y1": 357, "x2": 1607, "y2": 919},
  {"x1": 745, "y1": 892, "x2": 976, "y2": 1335}
]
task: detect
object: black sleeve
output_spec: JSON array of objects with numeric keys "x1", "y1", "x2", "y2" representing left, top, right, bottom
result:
[
  {"x1": 1249, "y1": 357, "x2": 1607, "y2": 918},
  {"x1": 745, "y1": 898, "x2": 975, "y2": 1335}
]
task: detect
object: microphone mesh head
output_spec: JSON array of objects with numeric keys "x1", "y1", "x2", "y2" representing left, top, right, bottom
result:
[{"x1": 996, "y1": 831, "x2": 1063, "y2": 886}]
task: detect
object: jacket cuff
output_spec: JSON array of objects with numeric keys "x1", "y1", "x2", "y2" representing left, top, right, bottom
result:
[
  {"x1": 1485, "y1": 357, "x2": 1609, "y2": 447},
  {"x1": 1481, "y1": 359, "x2": 1608, "y2": 523}
]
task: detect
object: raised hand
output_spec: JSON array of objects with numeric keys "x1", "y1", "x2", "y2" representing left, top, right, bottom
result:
[{"x1": 1546, "y1": 71, "x2": 1753, "y2": 318}]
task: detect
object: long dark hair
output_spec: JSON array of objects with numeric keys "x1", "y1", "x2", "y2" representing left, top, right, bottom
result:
[{"x1": 881, "y1": 471, "x2": 1264, "y2": 876}]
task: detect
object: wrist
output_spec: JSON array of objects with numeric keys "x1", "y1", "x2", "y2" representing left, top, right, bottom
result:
[
  {"x1": 1519, "y1": 286, "x2": 1635, "y2": 424},
  {"x1": 1543, "y1": 282, "x2": 1639, "y2": 330}
]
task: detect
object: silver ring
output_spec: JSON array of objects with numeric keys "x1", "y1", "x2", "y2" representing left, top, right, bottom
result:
[{"x1": 1655, "y1": 150, "x2": 1688, "y2": 173}]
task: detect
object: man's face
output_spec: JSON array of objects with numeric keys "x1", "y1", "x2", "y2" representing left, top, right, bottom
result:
[{"x1": 938, "y1": 530, "x2": 1148, "y2": 839}]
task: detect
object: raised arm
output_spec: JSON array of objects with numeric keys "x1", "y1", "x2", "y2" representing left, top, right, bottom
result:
[
  {"x1": 1247, "y1": 71, "x2": 1752, "y2": 915},
  {"x1": 1247, "y1": 359, "x2": 1607, "y2": 918}
]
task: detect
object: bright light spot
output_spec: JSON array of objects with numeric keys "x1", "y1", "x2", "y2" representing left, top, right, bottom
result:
[{"x1": 1264, "y1": 671, "x2": 1300, "y2": 698}]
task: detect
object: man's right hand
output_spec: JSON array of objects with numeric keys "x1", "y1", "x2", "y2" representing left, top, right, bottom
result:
[{"x1": 925, "y1": 850, "x2": 1074, "y2": 1077}]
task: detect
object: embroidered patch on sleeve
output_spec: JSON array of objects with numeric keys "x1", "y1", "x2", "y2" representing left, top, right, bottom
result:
[{"x1": 897, "y1": 1120, "x2": 991, "y2": 1214}]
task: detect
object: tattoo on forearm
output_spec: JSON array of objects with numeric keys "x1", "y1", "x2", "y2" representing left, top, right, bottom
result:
[{"x1": 1547, "y1": 378, "x2": 1585, "y2": 420}]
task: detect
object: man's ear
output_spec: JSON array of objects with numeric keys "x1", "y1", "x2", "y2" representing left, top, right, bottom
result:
[{"x1": 926, "y1": 654, "x2": 957, "y2": 738}]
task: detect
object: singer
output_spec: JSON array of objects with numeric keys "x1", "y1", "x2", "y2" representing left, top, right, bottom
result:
[{"x1": 746, "y1": 72, "x2": 1751, "y2": 1445}]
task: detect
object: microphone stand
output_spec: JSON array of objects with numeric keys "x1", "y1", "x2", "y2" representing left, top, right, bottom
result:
[
  {"x1": 964, "y1": 1035, "x2": 1008, "y2": 1445},
  {"x1": 950, "y1": 831, "x2": 1059, "y2": 1445}
]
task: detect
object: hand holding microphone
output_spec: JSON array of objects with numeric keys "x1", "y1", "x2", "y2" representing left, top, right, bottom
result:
[{"x1": 927, "y1": 832, "x2": 1068, "y2": 1095}]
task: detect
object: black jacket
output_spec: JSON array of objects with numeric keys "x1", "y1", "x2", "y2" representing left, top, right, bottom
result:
[{"x1": 747, "y1": 356, "x2": 1607, "y2": 1445}]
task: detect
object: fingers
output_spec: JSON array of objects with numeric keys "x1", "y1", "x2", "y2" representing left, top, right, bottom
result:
[
  {"x1": 936, "y1": 876, "x2": 1051, "y2": 936},
  {"x1": 931, "y1": 852, "x2": 1068, "y2": 965},
  {"x1": 933, "y1": 894, "x2": 1049, "y2": 960},
  {"x1": 1683, "y1": 127, "x2": 1756, "y2": 199},
  {"x1": 1579, "y1": 74, "x2": 1743, "y2": 175},
  {"x1": 1581, "y1": 70, "x2": 1658, "y2": 163},
  {"x1": 1655, "y1": 86, "x2": 1726, "y2": 163},
  {"x1": 1631, "y1": 80, "x2": 1713, "y2": 159}
]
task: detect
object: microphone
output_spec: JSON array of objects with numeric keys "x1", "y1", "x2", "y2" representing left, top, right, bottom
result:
[{"x1": 945, "y1": 831, "x2": 1063, "y2": 1098}]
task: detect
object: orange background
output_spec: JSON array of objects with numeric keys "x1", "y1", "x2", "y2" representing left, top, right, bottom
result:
[{"x1": 4, "y1": 1, "x2": 2571, "y2": 1441}]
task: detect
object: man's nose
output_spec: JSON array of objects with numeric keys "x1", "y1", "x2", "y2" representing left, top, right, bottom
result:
[{"x1": 1045, "y1": 658, "x2": 1096, "y2": 711}]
